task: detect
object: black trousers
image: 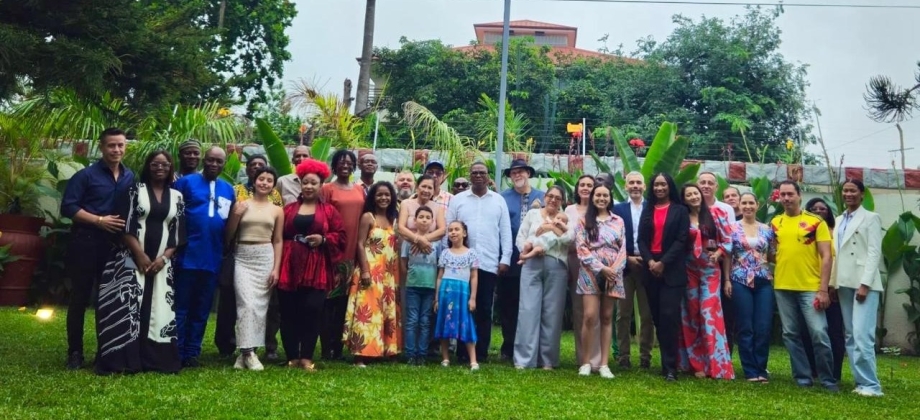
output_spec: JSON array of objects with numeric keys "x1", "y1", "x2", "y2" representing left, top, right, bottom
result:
[
  {"x1": 279, "y1": 288, "x2": 325, "y2": 361},
  {"x1": 644, "y1": 277, "x2": 684, "y2": 374},
  {"x1": 215, "y1": 271, "x2": 281, "y2": 355},
  {"x1": 457, "y1": 269, "x2": 497, "y2": 362},
  {"x1": 66, "y1": 228, "x2": 113, "y2": 355},
  {"x1": 722, "y1": 292, "x2": 736, "y2": 355},
  {"x1": 321, "y1": 295, "x2": 348, "y2": 359},
  {"x1": 802, "y1": 299, "x2": 846, "y2": 381},
  {"x1": 496, "y1": 271, "x2": 521, "y2": 358}
]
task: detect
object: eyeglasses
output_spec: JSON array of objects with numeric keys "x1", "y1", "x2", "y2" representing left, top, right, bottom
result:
[
  {"x1": 149, "y1": 163, "x2": 171, "y2": 169},
  {"x1": 454, "y1": 182, "x2": 469, "y2": 188},
  {"x1": 545, "y1": 194, "x2": 563, "y2": 201},
  {"x1": 426, "y1": 170, "x2": 444, "y2": 177}
]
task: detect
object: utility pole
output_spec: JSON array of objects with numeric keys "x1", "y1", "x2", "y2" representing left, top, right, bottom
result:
[{"x1": 494, "y1": 0, "x2": 511, "y2": 182}]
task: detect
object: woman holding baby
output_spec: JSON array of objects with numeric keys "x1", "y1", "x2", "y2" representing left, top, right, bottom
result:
[{"x1": 513, "y1": 185, "x2": 572, "y2": 370}]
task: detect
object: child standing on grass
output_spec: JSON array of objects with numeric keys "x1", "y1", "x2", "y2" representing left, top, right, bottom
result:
[
  {"x1": 434, "y1": 221, "x2": 480, "y2": 371},
  {"x1": 401, "y1": 206, "x2": 441, "y2": 366}
]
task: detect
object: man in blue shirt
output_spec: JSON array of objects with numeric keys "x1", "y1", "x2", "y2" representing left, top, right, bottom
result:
[
  {"x1": 60, "y1": 127, "x2": 135, "y2": 370},
  {"x1": 498, "y1": 159, "x2": 544, "y2": 361},
  {"x1": 172, "y1": 146, "x2": 235, "y2": 368}
]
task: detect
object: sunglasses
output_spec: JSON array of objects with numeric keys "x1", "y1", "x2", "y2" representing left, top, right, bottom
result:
[{"x1": 454, "y1": 182, "x2": 470, "y2": 188}]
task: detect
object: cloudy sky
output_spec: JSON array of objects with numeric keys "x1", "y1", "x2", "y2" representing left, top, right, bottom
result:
[{"x1": 286, "y1": 0, "x2": 920, "y2": 169}]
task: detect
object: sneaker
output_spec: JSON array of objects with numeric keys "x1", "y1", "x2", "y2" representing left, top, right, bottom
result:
[
  {"x1": 855, "y1": 388, "x2": 884, "y2": 397},
  {"x1": 599, "y1": 366, "x2": 615, "y2": 379},
  {"x1": 470, "y1": 363, "x2": 480, "y2": 371},
  {"x1": 440, "y1": 360, "x2": 450, "y2": 368},
  {"x1": 578, "y1": 364, "x2": 592, "y2": 376},
  {"x1": 233, "y1": 355, "x2": 246, "y2": 370},
  {"x1": 66, "y1": 351, "x2": 84, "y2": 370},
  {"x1": 244, "y1": 353, "x2": 264, "y2": 371}
]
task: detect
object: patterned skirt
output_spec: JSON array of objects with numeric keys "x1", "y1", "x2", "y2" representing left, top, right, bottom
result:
[{"x1": 434, "y1": 278, "x2": 477, "y2": 343}]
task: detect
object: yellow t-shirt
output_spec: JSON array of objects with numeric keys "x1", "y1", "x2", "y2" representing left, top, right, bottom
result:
[{"x1": 771, "y1": 211, "x2": 831, "y2": 292}]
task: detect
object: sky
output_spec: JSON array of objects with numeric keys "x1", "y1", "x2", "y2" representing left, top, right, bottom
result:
[{"x1": 285, "y1": 0, "x2": 920, "y2": 169}]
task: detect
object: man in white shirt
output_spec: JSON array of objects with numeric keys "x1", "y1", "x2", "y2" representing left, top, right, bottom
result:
[
  {"x1": 697, "y1": 171, "x2": 736, "y2": 355},
  {"x1": 612, "y1": 171, "x2": 654, "y2": 369},
  {"x1": 447, "y1": 162, "x2": 512, "y2": 362}
]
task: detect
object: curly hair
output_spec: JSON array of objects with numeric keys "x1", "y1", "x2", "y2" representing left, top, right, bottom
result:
[{"x1": 296, "y1": 158, "x2": 331, "y2": 181}]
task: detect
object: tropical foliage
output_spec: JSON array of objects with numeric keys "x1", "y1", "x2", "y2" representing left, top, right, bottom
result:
[
  {"x1": 881, "y1": 212, "x2": 920, "y2": 354},
  {"x1": 287, "y1": 80, "x2": 369, "y2": 151}
]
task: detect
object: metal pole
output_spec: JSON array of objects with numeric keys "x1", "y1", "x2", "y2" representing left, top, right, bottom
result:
[
  {"x1": 494, "y1": 0, "x2": 511, "y2": 183},
  {"x1": 582, "y1": 117, "x2": 587, "y2": 157},
  {"x1": 372, "y1": 114, "x2": 380, "y2": 152}
]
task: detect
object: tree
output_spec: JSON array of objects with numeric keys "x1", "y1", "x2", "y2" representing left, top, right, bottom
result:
[
  {"x1": 354, "y1": 0, "x2": 376, "y2": 116},
  {"x1": 0, "y1": 0, "x2": 296, "y2": 110},
  {"x1": 864, "y1": 61, "x2": 920, "y2": 171}
]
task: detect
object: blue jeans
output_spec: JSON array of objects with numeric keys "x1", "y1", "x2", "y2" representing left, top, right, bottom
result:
[
  {"x1": 838, "y1": 287, "x2": 883, "y2": 394},
  {"x1": 732, "y1": 277, "x2": 774, "y2": 379},
  {"x1": 405, "y1": 287, "x2": 435, "y2": 359},
  {"x1": 775, "y1": 290, "x2": 836, "y2": 387},
  {"x1": 175, "y1": 269, "x2": 219, "y2": 362}
]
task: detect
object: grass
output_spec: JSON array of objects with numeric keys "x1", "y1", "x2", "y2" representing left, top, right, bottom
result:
[{"x1": 1, "y1": 307, "x2": 918, "y2": 419}]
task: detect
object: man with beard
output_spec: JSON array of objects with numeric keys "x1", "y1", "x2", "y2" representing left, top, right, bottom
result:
[
  {"x1": 498, "y1": 159, "x2": 544, "y2": 361},
  {"x1": 394, "y1": 170, "x2": 416, "y2": 204},
  {"x1": 215, "y1": 154, "x2": 283, "y2": 360},
  {"x1": 60, "y1": 127, "x2": 135, "y2": 369},
  {"x1": 447, "y1": 162, "x2": 512, "y2": 363},
  {"x1": 277, "y1": 146, "x2": 311, "y2": 205},
  {"x1": 173, "y1": 146, "x2": 235, "y2": 368},
  {"x1": 772, "y1": 180, "x2": 838, "y2": 392},
  {"x1": 175, "y1": 139, "x2": 202, "y2": 179},
  {"x1": 355, "y1": 153, "x2": 378, "y2": 194},
  {"x1": 612, "y1": 171, "x2": 654, "y2": 369}
]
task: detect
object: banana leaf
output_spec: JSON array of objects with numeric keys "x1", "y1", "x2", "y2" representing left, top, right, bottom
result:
[
  {"x1": 311, "y1": 137, "x2": 332, "y2": 163},
  {"x1": 674, "y1": 162, "x2": 701, "y2": 187},
  {"x1": 220, "y1": 150, "x2": 242, "y2": 184},
  {"x1": 589, "y1": 151, "x2": 611, "y2": 174},
  {"x1": 612, "y1": 128, "x2": 640, "y2": 176},
  {"x1": 611, "y1": 172, "x2": 627, "y2": 203},
  {"x1": 255, "y1": 118, "x2": 293, "y2": 176},
  {"x1": 652, "y1": 132, "x2": 687, "y2": 177},
  {"x1": 640, "y1": 122, "x2": 676, "y2": 181}
]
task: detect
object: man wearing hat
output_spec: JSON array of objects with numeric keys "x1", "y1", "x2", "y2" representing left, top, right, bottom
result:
[
  {"x1": 498, "y1": 158, "x2": 545, "y2": 361},
  {"x1": 176, "y1": 139, "x2": 202, "y2": 179},
  {"x1": 422, "y1": 159, "x2": 453, "y2": 211}
]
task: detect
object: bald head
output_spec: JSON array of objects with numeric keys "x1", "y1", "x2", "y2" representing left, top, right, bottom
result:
[{"x1": 203, "y1": 146, "x2": 227, "y2": 180}]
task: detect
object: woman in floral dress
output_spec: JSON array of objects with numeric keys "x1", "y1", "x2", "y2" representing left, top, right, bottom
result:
[
  {"x1": 678, "y1": 183, "x2": 734, "y2": 379},
  {"x1": 343, "y1": 182, "x2": 400, "y2": 366}
]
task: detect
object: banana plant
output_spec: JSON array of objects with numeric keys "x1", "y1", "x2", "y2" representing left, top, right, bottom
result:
[
  {"x1": 611, "y1": 122, "x2": 700, "y2": 188},
  {"x1": 255, "y1": 118, "x2": 294, "y2": 176}
]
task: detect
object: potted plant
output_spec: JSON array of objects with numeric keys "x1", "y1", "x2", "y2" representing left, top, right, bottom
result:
[{"x1": 0, "y1": 112, "x2": 58, "y2": 306}]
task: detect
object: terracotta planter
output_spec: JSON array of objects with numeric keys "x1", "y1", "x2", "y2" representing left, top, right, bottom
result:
[{"x1": 0, "y1": 214, "x2": 46, "y2": 306}]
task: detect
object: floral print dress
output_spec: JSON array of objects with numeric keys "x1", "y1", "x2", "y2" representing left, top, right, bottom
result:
[
  {"x1": 678, "y1": 206, "x2": 736, "y2": 379},
  {"x1": 343, "y1": 215, "x2": 401, "y2": 357}
]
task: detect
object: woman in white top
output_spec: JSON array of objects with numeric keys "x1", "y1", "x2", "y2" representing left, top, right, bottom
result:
[
  {"x1": 832, "y1": 179, "x2": 884, "y2": 397},
  {"x1": 513, "y1": 185, "x2": 573, "y2": 369},
  {"x1": 564, "y1": 175, "x2": 602, "y2": 369},
  {"x1": 224, "y1": 167, "x2": 284, "y2": 371}
]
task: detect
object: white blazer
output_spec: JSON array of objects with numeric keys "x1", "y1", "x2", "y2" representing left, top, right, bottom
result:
[{"x1": 831, "y1": 207, "x2": 883, "y2": 291}]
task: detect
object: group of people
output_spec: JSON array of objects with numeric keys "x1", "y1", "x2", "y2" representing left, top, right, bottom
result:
[{"x1": 60, "y1": 128, "x2": 884, "y2": 396}]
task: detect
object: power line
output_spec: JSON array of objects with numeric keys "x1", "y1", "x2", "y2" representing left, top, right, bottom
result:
[{"x1": 522, "y1": 0, "x2": 920, "y2": 9}]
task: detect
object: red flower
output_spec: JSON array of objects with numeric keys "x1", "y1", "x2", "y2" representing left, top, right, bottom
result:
[
  {"x1": 770, "y1": 189, "x2": 780, "y2": 202},
  {"x1": 629, "y1": 138, "x2": 646, "y2": 147}
]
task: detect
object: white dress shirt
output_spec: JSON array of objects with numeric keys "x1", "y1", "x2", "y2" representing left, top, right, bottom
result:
[{"x1": 447, "y1": 189, "x2": 512, "y2": 275}]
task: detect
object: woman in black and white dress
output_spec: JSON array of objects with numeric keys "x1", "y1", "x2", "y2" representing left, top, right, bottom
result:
[{"x1": 95, "y1": 150, "x2": 185, "y2": 375}]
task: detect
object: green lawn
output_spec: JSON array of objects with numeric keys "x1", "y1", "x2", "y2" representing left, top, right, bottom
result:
[{"x1": 1, "y1": 307, "x2": 918, "y2": 419}]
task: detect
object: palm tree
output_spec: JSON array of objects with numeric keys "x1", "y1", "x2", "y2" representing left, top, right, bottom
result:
[
  {"x1": 287, "y1": 80, "x2": 367, "y2": 151},
  {"x1": 354, "y1": 0, "x2": 376, "y2": 117},
  {"x1": 864, "y1": 62, "x2": 920, "y2": 171}
]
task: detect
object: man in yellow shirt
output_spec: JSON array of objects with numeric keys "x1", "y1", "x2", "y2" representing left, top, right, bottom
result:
[{"x1": 771, "y1": 180, "x2": 838, "y2": 392}]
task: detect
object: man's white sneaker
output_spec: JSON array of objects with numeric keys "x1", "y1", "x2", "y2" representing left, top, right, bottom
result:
[{"x1": 599, "y1": 366, "x2": 615, "y2": 379}]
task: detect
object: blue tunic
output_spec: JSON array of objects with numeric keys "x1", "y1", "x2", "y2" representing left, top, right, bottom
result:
[{"x1": 173, "y1": 173, "x2": 234, "y2": 274}]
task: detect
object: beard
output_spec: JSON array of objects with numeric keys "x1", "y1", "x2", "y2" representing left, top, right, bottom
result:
[{"x1": 397, "y1": 188, "x2": 413, "y2": 201}]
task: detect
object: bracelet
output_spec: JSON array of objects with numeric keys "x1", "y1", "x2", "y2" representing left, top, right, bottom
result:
[{"x1": 97, "y1": 216, "x2": 103, "y2": 225}]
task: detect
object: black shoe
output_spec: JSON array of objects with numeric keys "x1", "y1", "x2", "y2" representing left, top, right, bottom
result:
[
  {"x1": 265, "y1": 350, "x2": 279, "y2": 361},
  {"x1": 181, "y1": 358, "x2": 200, "y2": 369},
  {"x1": 66, "y1": 351, "x2": 84, "y2": 370},
  {"x1": 618, "y1": 359, "x2": 632, "y2": 369},
  {"x1": 639, "y1": 359, "x2": 651, "y2": 369},
  {"x1": 665, "y1": 371, "x2": 678, "y2": 382}
]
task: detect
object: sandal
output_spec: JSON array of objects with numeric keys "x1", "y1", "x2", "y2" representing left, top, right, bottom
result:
[
  {"x1": 286, "y1": 360, "x2": 302, "y2": 368},
  {"x1": 440, "y1": 360, "x2": 450, "y2": 367},
  {"x1": 302, "y1": 362, "x2": 316, "y2": 372}
]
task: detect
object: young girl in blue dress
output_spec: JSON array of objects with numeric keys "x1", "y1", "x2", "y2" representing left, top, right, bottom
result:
[{"x1": 434, "y1": 221, "x2": 480, "y2": 371}]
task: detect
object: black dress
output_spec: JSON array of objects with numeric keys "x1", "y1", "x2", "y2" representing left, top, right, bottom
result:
[{"x1": 95, "y1": 183, "x2": 185, "y2": 374}]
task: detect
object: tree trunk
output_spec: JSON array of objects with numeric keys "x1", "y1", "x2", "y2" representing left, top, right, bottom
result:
[
  {"x1": 218, "y1": 0, "x2": 227, "y2": 30},
  {"x1": 896, "y1": 122, "x2": 905, "y2": 172},
  {"x1": 354, "y1": 0, "x2": 376, "y2": 117}
]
